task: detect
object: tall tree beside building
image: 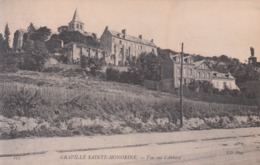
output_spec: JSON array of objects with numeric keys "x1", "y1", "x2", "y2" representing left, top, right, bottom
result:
[
  {"x1": 31, "y1": 27, "x2": 51, "y2": 41},
  {"x1": 0, "y1": 33, "x2": 4, "y2": 53},
  {"x1": 4, "y1": 23, "x2": 11, "y2": 52},
  {"x1": 27, "y1": 23, "x2": 36, "y2": 39}
]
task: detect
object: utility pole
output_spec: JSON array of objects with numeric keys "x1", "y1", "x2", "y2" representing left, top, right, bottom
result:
[{"x1": 180, "y1": 43, "x2": 184, "y2": 127}]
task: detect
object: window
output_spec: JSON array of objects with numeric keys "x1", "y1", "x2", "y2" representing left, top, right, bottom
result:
[
  {"x1": 80, "y1": 25, "x2": 82, "y2": 29},
  {"x1": 189, "y1": 69, "x2": 192, "y2": 75},
  {"x1": 198, "y1": 72, "x2": 201, "y2": 78},
  {"x1": 119, "y1": 40, "x2": 122, "y2": 44},
  {"x1": 114, "y1": 45, "x2": 116, "y2": 53},
  {"x1": 208, "y1": 73, "x2": 210, "y2": 79},
  {"x1": 76, "y1": 24, "x2": 79, "y2": 28}
]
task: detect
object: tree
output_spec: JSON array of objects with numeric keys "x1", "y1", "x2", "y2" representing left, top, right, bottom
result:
[
  {"x1": 130, "y1": 52, "x2": 161, "y2": 82},
  {"x1": 0, "y1": 33, "x2": 4, "y2": 53},
  {"x1": 188, "y1": 79, "x2": 215, "y2": 93},
  {"x1": 188, "y1": 79, "x2": 200, "y2": 92},
  {"x1": 92, "y1": 33, "x2": 97, "y2": 39},
  {"x1": 31, "y1": 26, "x2": 51, "y2": 41},
  {"x1": 27, "y1": 22, "x2": 36, "y2": 39},
  {"x1": 80, "y1": 56, "x2": 104, "y2": 76},
  {"x1": 3, "y1": 23, "x2": 10, "y2": 52}
]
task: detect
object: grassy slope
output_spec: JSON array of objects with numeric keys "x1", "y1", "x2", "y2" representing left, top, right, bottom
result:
[{"x1": 0, "y1": 70, "x2": 259, "y2": 138}]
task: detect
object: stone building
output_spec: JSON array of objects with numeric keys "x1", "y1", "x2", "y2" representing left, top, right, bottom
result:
[
  {"x1": 13, "y1": 29, "x2": 26, "y2": 51},
  {"x1": 161, "y1": 54, "x2": 239, "y2": 90},
  {"x1": 64, "y1": 42, "x2": 107, "y2": 64},
  {"x1": 100, "y1": 26, "x2": 157, "y2": 66}
]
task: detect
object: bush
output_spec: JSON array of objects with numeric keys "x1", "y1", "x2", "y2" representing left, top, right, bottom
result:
[
  {"x1": 105, "y1": 67, "x2": 142, "y2": 85},
  {"x1": 0, "y1": 55, "x2": 18, "y2": 73},
  {"x1": 80, "y1": 56, "x2": 104, "y2": 76},
  {"x1": 106, "y1": 67, "x2": 120, "y2": 81},
  {"x1": 19, "y1": 53, "x2": 46, "y2": 71},
  {"x1": 1, "y1": 87, "x2": 43, "y2": 118}
]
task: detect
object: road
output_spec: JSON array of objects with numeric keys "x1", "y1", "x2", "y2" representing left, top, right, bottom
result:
[{"x1": 0, "y1": 128, "x2": 260, "y2": 165}]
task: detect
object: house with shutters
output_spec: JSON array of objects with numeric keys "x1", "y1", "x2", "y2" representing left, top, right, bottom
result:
[{"x1": 161, "y1": 54, "x2": 239, "y2": 90}]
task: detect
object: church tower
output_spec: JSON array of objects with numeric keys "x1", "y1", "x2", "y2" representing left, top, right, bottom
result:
[{"x1": 68, "y1": 9, "x2": 84, "y2": 33}]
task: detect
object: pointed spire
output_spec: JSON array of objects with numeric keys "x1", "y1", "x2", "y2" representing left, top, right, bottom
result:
[{"x1": 70, "y1": 8, "x2": 82, "y2": 23}]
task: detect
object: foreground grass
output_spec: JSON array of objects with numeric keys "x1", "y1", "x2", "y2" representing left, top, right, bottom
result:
[{"x1": 1, "y1": 81, "x2": 258, "y2": 122}]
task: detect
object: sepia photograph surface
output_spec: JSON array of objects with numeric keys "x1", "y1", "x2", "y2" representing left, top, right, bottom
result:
[{"x1": 0, "y1": 0, "x2": 260, "y2": 164}]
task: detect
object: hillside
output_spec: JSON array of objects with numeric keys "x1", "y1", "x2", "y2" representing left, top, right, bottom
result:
[{"x1": 0, "y1": 69, "x2": 259, "y2": 139}]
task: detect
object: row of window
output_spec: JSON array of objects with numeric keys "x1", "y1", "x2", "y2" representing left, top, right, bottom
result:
[
  {"x1": 175, "y1": 57, "x2": 193, "y2": 64},
  {"x1": 197, "y1": 71, "x2": 210, "y2": 79},
  {"x1": 177, "y1": 68, "x2": 211, "y2": 79},
  {"x1": 113, "y1": 44, "x2": 154, "y2": 55},
  {"x1": 113, "y1": 38, "x2": 154, "y2": 52},
  {"x1": 69, "y1": 23, "x2": 83, "y2": 30}
]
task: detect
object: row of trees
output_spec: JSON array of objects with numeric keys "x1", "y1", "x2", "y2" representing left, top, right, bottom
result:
[
  {"x1": 193, "y1": 54, "x2": 260, "y2": 84},
  {"x1": 0, "y1": 23, "x2": 52, "y2": 72}
]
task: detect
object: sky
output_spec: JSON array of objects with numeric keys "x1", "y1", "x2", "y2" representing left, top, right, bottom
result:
[{"x1": 0, "y1": 0, "x2": 260, "y2": 62}]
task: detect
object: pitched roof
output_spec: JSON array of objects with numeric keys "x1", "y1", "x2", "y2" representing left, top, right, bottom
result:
[
  {"x1": 106, "y1": 28, "x2": 156, "y2": 47},
  {"x1": 194, "y1": 60, "x2": 206, "y2": 67},
  {"x1": 212, "y1": 72, "x2": 235, "y2": 80},
  {"x1": 69, "y1": 9, "x2": 83, "y2": 24},
  {"x1": 194, "y1": 60, "x2": 213, "y2": 69}
]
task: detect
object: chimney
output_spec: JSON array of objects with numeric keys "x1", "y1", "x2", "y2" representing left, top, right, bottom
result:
[
  {"x1": 122, "y1": 29, "x2": 126, "y2": 35},
  {"x1": 151, "y1": 39, "x2": 154, "y2": 43},
  {"x1": 139, "y1": 35, "x2": 142, "y2": 39}
]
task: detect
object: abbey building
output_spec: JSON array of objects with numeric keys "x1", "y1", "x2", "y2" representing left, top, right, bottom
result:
[{"x1": 59, "y1": 9, "x2": 157, "y2": 65}]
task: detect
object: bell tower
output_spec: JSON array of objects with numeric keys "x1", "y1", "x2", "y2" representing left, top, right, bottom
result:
[{"x1": 68, "y1": 9, "x2": 84, "y2": 33}]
